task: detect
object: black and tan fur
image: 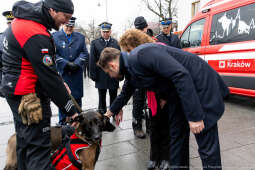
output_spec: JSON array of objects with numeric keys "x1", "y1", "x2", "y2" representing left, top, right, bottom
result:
[{"x1": 4, "y1": 111, "x2": 115, "y2": 170}]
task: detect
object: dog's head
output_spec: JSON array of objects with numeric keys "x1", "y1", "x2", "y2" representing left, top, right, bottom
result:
[{"x1": 72, "y1": 111, "x2": 115, "y2": 143}]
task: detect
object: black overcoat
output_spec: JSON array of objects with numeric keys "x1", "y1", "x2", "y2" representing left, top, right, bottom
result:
[{"x1": 110, "y1": 43, "x2": 229, "y2": 130}]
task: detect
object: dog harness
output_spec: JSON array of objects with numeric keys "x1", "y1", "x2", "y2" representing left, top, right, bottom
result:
[{"x1": 51, "y1": 133, "x2": 101, "y2": 170}]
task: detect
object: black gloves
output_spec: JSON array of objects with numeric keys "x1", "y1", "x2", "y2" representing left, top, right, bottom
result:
[{"x1": 65, "y1": 62, "x2": 79, "y2": 72}]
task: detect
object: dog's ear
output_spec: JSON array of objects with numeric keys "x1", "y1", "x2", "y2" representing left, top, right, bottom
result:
[{"x1": 102, "y1": 116, "x2": 115, "y2": 132}]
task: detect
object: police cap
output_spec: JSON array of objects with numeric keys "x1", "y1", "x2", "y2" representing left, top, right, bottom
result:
[
  {"x1": 160, "y1": 18, "x2": 172, "y2": 28},
  {"x1": 65, "y1": 17, "x2": 76, "y2": 27},
  {"x1": 2, "y1": 11, "x2": 14, "y2": 23},
  {"x1": 99, "y1": 22, "x2": 112, "y2": 31}
]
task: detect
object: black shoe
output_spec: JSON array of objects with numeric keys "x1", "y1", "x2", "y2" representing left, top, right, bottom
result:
[
  {"x1": 159, "y1": 160, "x2": 170, "y2": 170},
  {"x1": 132, "y1": 120, "x2": 146, "y2": 139},
  {"x1": 147, "y1": 160, "x2": 158, "y2": 170}
]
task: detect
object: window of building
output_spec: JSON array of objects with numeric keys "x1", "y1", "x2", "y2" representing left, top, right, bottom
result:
[
  {"x1": 180, "y1": 18, "x2": 206, "y2": 48},
  {"x1": 210, "y1": 3, "x2": 255, "y2": 45},
  {"x1": 192, "y1": 1, "x2": 200, "y2": 17}
]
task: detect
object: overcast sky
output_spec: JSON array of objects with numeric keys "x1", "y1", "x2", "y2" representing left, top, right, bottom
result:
[{"x1": 0, "y1": 0, "x2": 159, "y2": 36}]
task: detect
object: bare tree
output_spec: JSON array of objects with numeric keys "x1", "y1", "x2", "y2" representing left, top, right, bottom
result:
[
  {"x1": 75, "y1": 20, "x2": 101, "y2": 44},
  {"x1": 142, "y1": 0, "x2": 178, "y2": 20}
]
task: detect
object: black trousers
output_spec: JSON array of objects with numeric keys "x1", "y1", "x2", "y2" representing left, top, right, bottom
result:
[
  {"x1": 150, "y1": 105, "x2": 170, "y2": 162},
  {"x1": 6, "y1": 95, "x2": 55, "y2": 170},
  {"x1": 132, "y1": 88, "x2": 146, "y2": 121},
  {"x1": 169, "y1": 104, "x2": 222, "y2": 170},
  {"x1": 98, "y1": 88, "x2": 117, "y2": 114}
]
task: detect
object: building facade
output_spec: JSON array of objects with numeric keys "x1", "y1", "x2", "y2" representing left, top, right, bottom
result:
[{"x1": 177, "y1": 0, "x2": 211, "y2": 31}]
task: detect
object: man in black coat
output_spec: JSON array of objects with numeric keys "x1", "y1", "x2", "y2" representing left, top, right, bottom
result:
[
  {"x1": 89, "y1": 22, "x2": 120, "y2": 115},
  {"x1": 131, "y1": 16, "x2": 149, "y2": 139},
  {"x1": 156, "y1": 18, "x2": 181, "y2": 48},
  {"x1": 98, "y1": 29, "x2": 229, "y2": 170}
]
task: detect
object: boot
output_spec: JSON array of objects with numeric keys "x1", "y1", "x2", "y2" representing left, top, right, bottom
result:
[
  {"x1": 147, "y1": 160, "x2": 158, "y2": 170},
  {"x1": 132, "y1": 119, "x2": 146, "y2": 139},
  {"x1": 159, "y1": 160, "x2": 170, "y2": 170}
]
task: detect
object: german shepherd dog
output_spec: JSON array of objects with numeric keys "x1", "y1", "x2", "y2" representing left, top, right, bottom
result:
[{"x1": 4, "y1": 111, "x2": 115, "y2": 170}]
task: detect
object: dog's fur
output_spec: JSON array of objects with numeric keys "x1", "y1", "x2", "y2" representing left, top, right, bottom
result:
[{"x1": 4, "y1": 111, "x2": 115, "y2": 170}]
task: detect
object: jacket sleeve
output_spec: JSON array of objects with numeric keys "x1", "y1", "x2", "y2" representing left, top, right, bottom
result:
[
  {"x1": 89, "y1": 40, "x2": 97, "y2": 81},
  {"x1": 110, "y1": 79, "x2": 135, "y2": 115},
  {"x1": 138, "y1": 46, "x2": 204, "y2": 122},
  {"x1": 73, "y1": 35, "x2": 89, "y2": 68},
  {"x1": 55, "y1": 53, "x2": 69, "y2": 75},
  {"x1": 53, "y1": 36, "x2": 69, "y2": 75},
  {"x1": 23, "y1": 34, "x2": 77, "y2": 116}
]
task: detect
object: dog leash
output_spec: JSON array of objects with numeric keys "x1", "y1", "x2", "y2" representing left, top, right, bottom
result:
[{"x1": 69, "y1": 94, "x2": 82, "y2": 113}]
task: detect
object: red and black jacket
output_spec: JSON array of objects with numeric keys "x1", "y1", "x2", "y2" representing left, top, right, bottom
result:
[{"x1": 1, "y1": 1, "x2": 77, "y2": 116}]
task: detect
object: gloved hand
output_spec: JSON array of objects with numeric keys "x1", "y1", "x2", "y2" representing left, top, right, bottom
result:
[
  {"x1": 65, "y1": 62, "x2": 79, "y2": 72},
  {"x1": 18, "y1": 93, "x2": 42, "y2": 125}
]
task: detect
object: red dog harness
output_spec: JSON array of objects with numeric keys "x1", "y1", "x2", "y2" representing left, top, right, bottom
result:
[{"x1": 51, "y1": 134, "x2": 97, "y2": 170}]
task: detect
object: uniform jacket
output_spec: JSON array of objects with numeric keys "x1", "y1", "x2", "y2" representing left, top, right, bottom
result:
[
  {"x1": 110, "y1": 43, "x2": 229, "y2": 130},
  {"x1": 1, "y1": 1, "x2": 77, "y2": 116},
  {"x1": 89, "y1": 37, "x2": 120, "y2": 89},
  {"x1": 53, "y1": 30, "x2": 89, "y2": 99},
  {"x1": 0, "y1": 33, "x2": 3, "y2": 89},
  {"x1": 156, "y1": 32, "x2": 181, "y2": 48}
]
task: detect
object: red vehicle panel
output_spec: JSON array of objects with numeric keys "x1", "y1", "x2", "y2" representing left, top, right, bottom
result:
[{"x1": 180, "y1": 0, "x2": 255, "y2": 97}]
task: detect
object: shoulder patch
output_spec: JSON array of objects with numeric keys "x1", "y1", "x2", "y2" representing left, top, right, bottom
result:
[{"x1": 43, "y1": 55, "x2": 53, "y2": 67}]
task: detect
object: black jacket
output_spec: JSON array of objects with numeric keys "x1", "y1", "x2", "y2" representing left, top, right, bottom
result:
[
  {"x1": 1, "y1": 1, "x2": 77, "y2": 116},
  {"x1": 89, "y1": 37, "x2": 120, "y2": 89},
  {"x1": 110, "y1": 43, "x2": 229, "y2": 130},
  {"x1": 156, "y1": 32, "x2": 181, "y2": 48}
]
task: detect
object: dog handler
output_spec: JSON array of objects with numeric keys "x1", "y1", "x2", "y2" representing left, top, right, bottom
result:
[
  {"x1": 100, "y1": 29, "x2": 229, "y2": 170},
  {"x1": 1, "y1": 0, "x2": 78, "y2": 169}
]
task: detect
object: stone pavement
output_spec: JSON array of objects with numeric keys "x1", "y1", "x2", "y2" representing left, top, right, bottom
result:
[{"x1": 0, "y1": 78, "x2": 254, "y2": 170}]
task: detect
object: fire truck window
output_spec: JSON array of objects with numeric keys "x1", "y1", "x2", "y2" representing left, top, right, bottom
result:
[
  {"x1": 181, "y1": 19, "x2": 205, "y2": 48},
  {"x1": 210, "y1": 3, "x2": 255, "y2": 45}
]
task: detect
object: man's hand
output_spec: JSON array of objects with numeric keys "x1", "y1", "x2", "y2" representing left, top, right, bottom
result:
[
  {"x1": 189, "y1": 120, "x2": 205, "y2": 134},
  {"x1": 104, "y1": 110, "x2": 114, "y2": 118},
  {"x1": 71, "y1": 113, "x2": 79, "y2": 127},
  {"x1": 114, "y1": 110, "x2": 123, "y2": 126},
  {"x1": 160, "y1": 99, "x2": 167, "y2": 109},
  {"x1": 66, "y1": 113, "x2": 79, "y2": 127}
]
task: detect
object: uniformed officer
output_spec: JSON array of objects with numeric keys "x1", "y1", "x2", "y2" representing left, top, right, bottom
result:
[
  {"x1": 0, "y1": 11, "x2": 14, "y2": 97},
  {"x1": 53, "y1": 17, "x2": 89, "y2": 124},
  {"x1": 89, "y1": 22, "x2": 120, "y2": 115},
  {"x1": 100, "y1": 29, "x2": 229, "y2": 170},
  {"x1": 156, "y1": 18, "x2": 181, "y2": 48}
]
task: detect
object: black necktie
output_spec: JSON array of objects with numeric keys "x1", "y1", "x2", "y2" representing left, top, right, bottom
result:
[{"x1": 105, "y1": 40, "x2": 109, "y2": 47}]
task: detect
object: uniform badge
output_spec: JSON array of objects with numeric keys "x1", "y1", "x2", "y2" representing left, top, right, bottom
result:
[{"x1": 43, "y1": 55, "x2": 53, "y2": 67}]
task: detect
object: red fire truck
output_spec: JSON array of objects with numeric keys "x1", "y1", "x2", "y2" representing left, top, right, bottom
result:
[{"x1": 180, "y1": 0, "x2": 255, "y2": 97}]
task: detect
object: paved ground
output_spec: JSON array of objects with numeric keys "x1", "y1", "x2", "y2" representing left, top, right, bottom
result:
[{"x1": 0, "y1": 78, "x2": 255, "y2": 170}]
